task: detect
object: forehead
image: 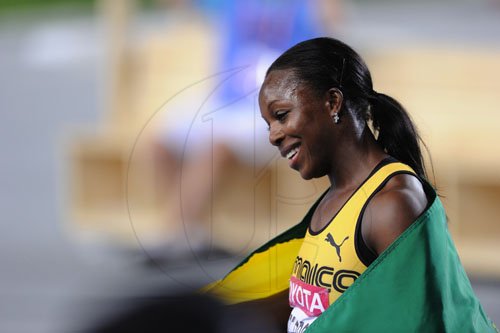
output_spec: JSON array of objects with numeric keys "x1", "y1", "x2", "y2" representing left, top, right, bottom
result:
[{"x1": 259, "y1": 69, "x2": 301, "y2": 103}]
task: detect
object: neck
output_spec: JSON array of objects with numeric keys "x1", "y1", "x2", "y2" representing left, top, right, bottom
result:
[{"x1": 327, "y1": 126, "x2": 387, "y2": 191}]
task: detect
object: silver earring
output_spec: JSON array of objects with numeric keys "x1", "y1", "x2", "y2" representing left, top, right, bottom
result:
[{"x1": 333, "y1": 112, "x2": 340, "y2": 124}]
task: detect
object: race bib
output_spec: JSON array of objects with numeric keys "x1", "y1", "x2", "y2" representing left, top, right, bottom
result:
[{"x1": 289, "y1": 276, "x2": 329, "y2": 316}]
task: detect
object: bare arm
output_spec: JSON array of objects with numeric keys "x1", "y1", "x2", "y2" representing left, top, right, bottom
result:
[{"x1": 361, "y1": 174, "x2": 428, "y2": 255}]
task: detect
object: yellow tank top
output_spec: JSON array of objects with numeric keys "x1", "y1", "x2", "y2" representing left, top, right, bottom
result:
[{"x1": 288, "y1": 160, "x2": 415, "y2": 331}]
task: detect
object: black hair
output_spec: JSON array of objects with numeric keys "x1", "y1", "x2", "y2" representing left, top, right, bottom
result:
[{"x1": 266, "y1": 37, "x2": 428, "y2": 181}]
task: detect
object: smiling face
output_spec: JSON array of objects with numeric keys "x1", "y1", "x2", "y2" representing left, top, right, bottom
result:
[{"x1": 259, "y1": 69, "x2": 339, "y2": 180}]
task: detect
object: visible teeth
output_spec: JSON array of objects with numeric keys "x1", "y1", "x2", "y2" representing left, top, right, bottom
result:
[{"x1": 286, "y1": 147, "x2": 299, "y2": 159}]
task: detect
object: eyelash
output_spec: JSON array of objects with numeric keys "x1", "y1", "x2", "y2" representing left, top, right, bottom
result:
[
  {"x1": 276, "y1": 110, "x2": 289, "y2": 122},
  {"x1": 266, "y1": 110, "x2": 289, "y2": 131}
]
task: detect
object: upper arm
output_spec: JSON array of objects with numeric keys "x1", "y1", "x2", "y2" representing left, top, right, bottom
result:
[{"x1": 361, "y1": 174, "x2": 428, "y2": 256}]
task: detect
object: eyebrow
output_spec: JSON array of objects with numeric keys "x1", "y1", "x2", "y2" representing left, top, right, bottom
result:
[
  {"x1": 266, "y1": 87, "x2": 297, "y2": 109},
  {"x1": 267, "y1": 100, "x2": 280, "y2": 109}
]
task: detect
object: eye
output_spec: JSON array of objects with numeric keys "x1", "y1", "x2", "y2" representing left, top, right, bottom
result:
[{"x1": 275, "y1": 110, "x2": 289, "y2": 123}]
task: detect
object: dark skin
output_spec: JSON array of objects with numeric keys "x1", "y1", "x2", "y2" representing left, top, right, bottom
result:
[{"x1": 234, "y1": 69, "x2": 428, "y2": 328}]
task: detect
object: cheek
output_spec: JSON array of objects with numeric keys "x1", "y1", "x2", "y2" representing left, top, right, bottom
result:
[
  {"x1": 304, "y1": 131, "x2": 332, "y2": 172},
  {"x1": 287, "y1": 113, "x2": 302, "y2": 129},
  {"x1": 287, "y1": 112, "x2": 311, "y2": 134}
]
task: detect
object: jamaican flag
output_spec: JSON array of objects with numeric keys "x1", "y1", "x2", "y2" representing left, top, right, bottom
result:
[{"x1": 204, "y1": 190, "x2": 497, "y2": 332}]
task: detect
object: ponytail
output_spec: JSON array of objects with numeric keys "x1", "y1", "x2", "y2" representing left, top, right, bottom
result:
[{"x1": 369, "y1": 91, "x2": 427, "y2": 180}]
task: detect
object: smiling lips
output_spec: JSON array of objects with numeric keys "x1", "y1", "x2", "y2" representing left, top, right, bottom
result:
[
  {"x1": 286, "y1": 147, "x2": 299, "y2": 160},
  {"x1": 282, "y1": 144, "x2": 301, "y2": 168}
]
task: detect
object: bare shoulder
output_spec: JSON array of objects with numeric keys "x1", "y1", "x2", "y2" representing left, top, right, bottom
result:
[{"x1": 361, "y1": 173, "x2": 428, "y2": 255}]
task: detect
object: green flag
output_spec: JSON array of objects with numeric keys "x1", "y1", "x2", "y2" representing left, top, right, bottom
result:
[
  {"x1": 307, "y1": 195, "x2": 497, "y2": 332},
  {"x1": 205, "y1": 192, "x2": 497, "y2": 332}
]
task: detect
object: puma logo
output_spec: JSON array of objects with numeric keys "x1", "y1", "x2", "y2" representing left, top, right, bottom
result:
[{"x1": 325, "y1": 233, "x2": 349, "y2": 262}]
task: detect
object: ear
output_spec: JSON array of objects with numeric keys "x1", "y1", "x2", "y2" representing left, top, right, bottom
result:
[{"x1": 326, "y1": 88, "x2": 343, "y2": 117}]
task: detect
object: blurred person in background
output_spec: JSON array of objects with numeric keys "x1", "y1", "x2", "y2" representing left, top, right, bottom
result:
[{"x1": 151, "y1": 0, "x2": 340, "y2": 260}]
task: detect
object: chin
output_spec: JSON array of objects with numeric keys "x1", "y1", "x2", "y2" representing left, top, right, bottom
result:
[
  {"x1": 298, "y1": 168, "x2": 316, "y2": 181},
  {"x1": 299, "y1": 173, "x2": 313, "y2": 181},
  {"x1": 298, "y1": 165, "x2": 325, "y2": 181}
]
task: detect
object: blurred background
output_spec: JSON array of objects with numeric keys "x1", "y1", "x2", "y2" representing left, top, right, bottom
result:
[{"x1": 1, "y1": 0, "x2": 499, "y2": 331}]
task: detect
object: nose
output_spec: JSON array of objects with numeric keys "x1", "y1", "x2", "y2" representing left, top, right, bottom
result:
[{"x1": 269, "y1": 123, "x2": 284, "y2": 147}]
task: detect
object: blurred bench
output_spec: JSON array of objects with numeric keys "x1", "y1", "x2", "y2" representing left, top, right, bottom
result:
[{"x1": 67, "y1": 8, "x2": 500, "y2": 277}]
